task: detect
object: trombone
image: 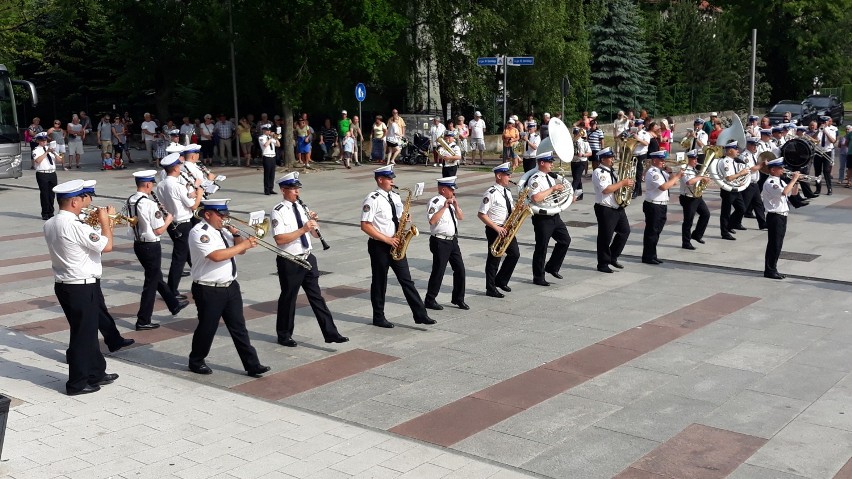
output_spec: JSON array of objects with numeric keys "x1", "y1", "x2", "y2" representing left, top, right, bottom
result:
[{"x1": 211, "y1": 212, "x2": 311, "y2": 269}]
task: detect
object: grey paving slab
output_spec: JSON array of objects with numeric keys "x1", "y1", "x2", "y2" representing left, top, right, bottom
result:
[
  {"x1": 659, "y1": 362, "x2": 764, "y2": 405},
  {"x1": 282, "y1": 372, "x2": 410, "y2": 415},
  {"x1": 704, "y1": 341, "x2": 800, "y2": 374},
  {"x1": 750, "y1": 362, "x2": 845, "y2": 402},
  {"x1": 700, "y1": 389, "x2": 810, "y2": 438},
  {"x1": 333, "y1": 400, "x2": 423, "y2": 430},
  {"x1": 371, "y1": 369, "x2": 497, "y2": 412},
  {"x1": 797, "y1": 386, "x2": 852, "y2": 432},
  {"x1": 454, "y1": 429, "x2": 551, "y2": 467},
  {"x1": 743, "y1": 320, "x2": 832, "y2": 350},
  {"x1": 569, "y1": 366, "x2": 679, "y2": 406},
  {"x1": 593, "y1": 391, "x2": 718, "y2": 442},
  {"x1": 790, "y1": 339, "x2": 852, "y2": 373},
  {"x1": 626, "y1": 340, "x2": 718, "y2": 376},
  {"x1": 747, "y1": 420, "x2": 852, "y2": 479},
  {"x1": 726, "y1": 463, "x2": 810, "y2": 479}
]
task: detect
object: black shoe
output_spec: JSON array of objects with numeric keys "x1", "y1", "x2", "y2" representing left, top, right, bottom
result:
[
  {"x1": 247, "y1": 365, "x2": 271, "y2": 378},
  {"x1": 189, "y1": 363, "x2": 213, "y2": 375},
  {"x1": 496, "y1": 284, "x2": 512, "y2": 292},
  {"x1": 653, "y1": 258, "x2": 663, "y2": 264},
  {"x1": 805, "y1": 193, "x2": 819, "y2": 198},
  {"x1": 800, "y1": 200, "x2": 810, "y2": 207},
  {"x1": 722, "y1": 234, "x2": 736, "y2": 241},
  {"x1": 415, "y1": 316, "x2": 437, "y2": 325},
  {"x1": 181, "y1": 271, "x2": 190, "y2": 277},
  {"x1": 547, "y1": 270, "x2": 564, "y2": 280},
  {"x1": 827, "y1": 189, "x2": 833, "y2": 196},
  {"x1": 325, "y1": 335, "x2": 350, "y2": 344},
  {"x1": 692, "y1": 237, "x2": 705, "y2": 244},
  {"x1": 743, "y1": 213, "x2": 756, "y2": 218},
  {"x1": 424, "y1": 300, "x2": 444, "y2": 311},
  {"x1": 278, "y1": 338, "x2": 298, "y2": 347},
  {"x1": 764, "y1": 272, "x2": 785, "y2": 280},
  {"x1": 451, "y1": 300, "x2": 470, "y2": 310},
  {"x1": 486, "y1": 290, "x2": 505, "y2": 298},
  {"x1": 610, "y1": 261, "x2": 624, "y2": 269},
  {"x1": 373, "y1": 319, "x2": 395, "y2": 328},
  {"x1": 90, "y1": 373, "x2": 119, "y2": 386},
  {"x1": 533, "y1": 278, "x2": 550, "y2": 287},
  {"x1": 597, "y1": 266, "x2": 614, "y2": 273},
  {"x1": 67, "y1": 384, "x2": 100, "y2": 396},
  {"x1": 108, "y1": 338, "x2": 135, "y2": 353},
  {"x1": 171, "y1": 299, "x2": 190, "y2": 315},
  {"x1": 727, "y1": 229, "x2": 737, "y2": 234},
  {"x1": 682, "y1": 243, "x2": 696, "y2": 250},
  {"x1": 641, "y1": 259, "x2": 659, "y2": 265},
  {"x1": 733, "y1": 226, "x2": 747, "y2": 231},
  {"x1": 135, "y1": 322, "x2": 161, "y2": 331}
]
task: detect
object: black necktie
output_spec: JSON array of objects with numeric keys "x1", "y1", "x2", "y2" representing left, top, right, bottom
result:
[
  {"x1": 607, "y1": 167, "x2": 617, "y2": 184},
  {"x1": 822, "y1": 131, "x2": 826, "y2": 147},
  {"x1": 448, "y1": 204, "x2": 457, "y2": 235},
  {"x1": 502, "y1": 188, "x2": 512, "y2": 216},
  {"x1": 47, "y1": 151, "x2": 54, "y2": 166},
  {"x1": 545, "y1": 174, "x2": 553, "y2": 187},
  {"x1": 387, "y1": 193, "x2": 399, "y2": 230},
  {"x1": 292, "y1": 203, "x2": 309, "y2": 248},
  {"x1": 219, "y1": 230, "x2": 237, "y2": 277},
  {"x1": 691, "y1": 137, "x2": 696, "y2": 150}
]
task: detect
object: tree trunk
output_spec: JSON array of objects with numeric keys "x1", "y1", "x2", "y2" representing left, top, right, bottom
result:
[{"x1": 282, "y1": 100, "x2": 295, "y2": 168}]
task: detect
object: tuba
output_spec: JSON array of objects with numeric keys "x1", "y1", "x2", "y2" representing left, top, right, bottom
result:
[
  {"x1": 490, "y1": 184, "x2": 531, "y2": 257},
  {"x1": 390, "y1": 187, "x2": 419, "y2": 261},
  {"x1": 614, "y1": 136, "x2": 638, "y2": 207},
  {"x1": 517, "y1": 118, "x2": 574, "y2": 215}
]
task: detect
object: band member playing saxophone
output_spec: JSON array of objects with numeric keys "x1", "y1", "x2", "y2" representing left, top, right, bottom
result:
[
  {"x1": 479, "y1": 162, "x2": 519, "y2": 297},
  {"x1": 424, "y1": 176, "x2": 467, "y2": 311}
]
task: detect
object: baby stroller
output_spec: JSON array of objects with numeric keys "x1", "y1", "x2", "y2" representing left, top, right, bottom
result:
[{"x1": 399, "y1": 132, "x2": 430, "y2": 165}]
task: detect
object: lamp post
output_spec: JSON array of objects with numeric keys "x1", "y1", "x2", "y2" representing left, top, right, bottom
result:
[{"x1": 228, "y1": 0, "x2": 239, "y2": 122}]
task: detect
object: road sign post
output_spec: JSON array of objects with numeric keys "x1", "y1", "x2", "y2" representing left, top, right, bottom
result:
[
  {"x1": 355, "y1": 83, "x2": 366, "y2": 154},
  {"x1": 476, "y1": 56, "x2": 533, "y2": 127}
]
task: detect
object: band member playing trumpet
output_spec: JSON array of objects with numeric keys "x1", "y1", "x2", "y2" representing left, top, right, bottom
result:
[
  {"x1": 259, "y1": 124, "x2": 280, "y2": 195},
  {"x1": 815, "y1": 116, "x2": 836, "y2": 195},
  {"x1": 528, "y1": 152, "x2": 571, "y2": 286},
  {"x1": 271, "y1": 173, "x2": 348, "y2": 347},
  {"x1": 641, "y1": 150, "x2": 682, "y2": 264},
  {"x1": 424, "y1": 176, "x2": 467, "y2": 311},
  {"x1": 187, "y1": 199, "x2": 270, "y2": 378},
  {"x1": 762, "y1": 158, "x2": 799, "y2": 279},
  {"x1": 522, "y1": 124, "x2": 541, "y2": 172},
  {"x1": 360, "y1": 165, "x2": 434, "y2": 328},
  {"x1": 687, "y1": 119, "x2": 709, "y2": 163},
  {"x1": 740, "y1": 138, "x2": 767, "y2": 230},
  {"x1": 679, "y1": 150, "x2": 711, "y2": 249},
  {"x1": 593, "y1": 148, "x2": 633, "y2": 273},
  {"x1": 479, "y1": 163, "x2": 519, "y2": 297},
  {"x1": 128, "y1": 170, "x2": 190, "y2": 331},
  {"x1": 32, "y1": 132, "x2": 58, "y2": 220},
  {"x1": 439, "y1": 130, "x2": 462, "y2": 178}
]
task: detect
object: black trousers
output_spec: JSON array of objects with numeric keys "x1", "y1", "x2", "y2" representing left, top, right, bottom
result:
[
  {"x1": 740, "y1": 183, "x2": 767, "y2": 229},
  {"x1": 522, "y1": 157, "x2": 536, "y2": 172},
  {"x1": 189, "y1": 281, "x2": 262, "y2": 371},
  {"x1": 571, "y1": 161, "x2": 588, "y2": 195},
  {"x1": 262, "y1": 156, "x2": 276, "y2": 194},
  {"x1": 798, "y1": 164, "x2": 816, "y2": 198},
  {"x1": 484, "y1": 227, "x2": 519, "y2": 293},
  {"x1": 813, "y1": 155, "x2": 833, "y2": 192},
  {"x1": 425, "y1": 236, "x2": 465, "y2": 304},
  {"x1": 531, "y1": 214, "x2": 571, "y2": 280},
  {"x1": 275, "y1": 254, "x2": 339, "y2": 342},
  {"x1": 765, "y1": 212, "x2": 787, "y2": 275},
  {"x1": 642, "y1": 202, "x2": 667, "y2": 261},
  {"x1": 134, "y1": 241, "x2": 180, "y2": 324},
  {"x1": 367, "y1": 239, "x2": 429, "y2": 323},
  {"x1": 95, "y1": 284, "x2": 125, "y2": 350},
  {"x1": 594, "y1": 204, "x2": 630, "y2": 267},
  {"x1": 679, "y1": 195, "x2": 710, "y2": 245},
  {"x1": 36, "y1": 171, "x2": 57, "y2": 219},
  {"x1": 441, "y1": 164, "x2": 458, "y2": 178},
  {"x1": 167, "y1": 221, "x2": 193, "y2": 295},
  {"x1": 719, "y1": 190, "x2": 745, "y2": 234},
  {"x1": 634, "y1": 154, "x2": 647, "y2": 196},
  {"x1": 55, "y1": 283, "x2": 106, "y2": 394}
]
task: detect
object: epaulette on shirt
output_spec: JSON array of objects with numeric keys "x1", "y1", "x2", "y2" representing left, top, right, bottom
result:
[
  {"x1": 274, "y1": 203, "x2": 284, "y2": 211},
  {"x1": 201, "y1": 224, "x2": 208, "y2": 230},
  {"x1": 370, "y1": 192, "x2": 380, "y2": 199},
  {"x1": 432, "y1": 197, "x2": 440, "y2": 203},
  {"x1": 488, "y1": 187, "x2": 496, "y2": 194}
]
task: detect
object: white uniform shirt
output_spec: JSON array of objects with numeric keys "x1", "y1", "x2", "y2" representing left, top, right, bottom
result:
[
  {"x1": 468, "y1": 119, "x2": 485, "y2": 139},
  {"x1": 156, "y1": 176, "x2": 195, "y2": 222},
  {"x1": 757, "y1": 140, "x2": 774, "y2": 155},
  {"x1": 189, "y1": 221, "x2": 238, "y2": 282},
  {"x1": 819, "y1": 125, "x2": 838, "y2": 151},
  {"x1": 772, "y1": 136, "x2": 786, "y2": 152},
  {"x1": 524, "y1": 132, "x2": 541, "y2": 158},
  {"x1": 573, "y1": 139, "x2": 591, "y2": 162},
  {"x1": 634, "y1": 130, "x2": 651, "y2": 155},
  {"x1": 259, "y1": 134, "x2": 277, "y2": 157},
  {"x1": 426, "y1": 195, "x2": 458, "y2": 236},
  {"x1": 479, "y1": 184, "x2": 514, "y2": 226},
  {"x1": 679, "y1": 166, "x2": 698, "y2": 197},
  {"x1": 644, "y1": 166, "x2": 670, "y2": 204},
  {"x1": 762, "y1": 176, "x2": 790, "y2": 215},
  {"x1": 691, "y1": 130, "x2": 708, "y2": 151},
  {"x1": 718, "y1": 156, "x2": 738, "y2": 183},
  {"x1": 361, "y1": 188, "x2": 402, "y2": 237},
  {"x1": 593, "y1": 166, "x2": 619, "y2": 208},
  {"x1": 429, "y1": 124, "x2": 446, "y2": 147},
  {"x1": 439, "y1": 142, "x2": 462, "y2": 166},
  {"x1": 528, "y1": 170, "x2": 558, "y2": 199},
  {"x1": 741, "y1": 150, "x2": 760, "y2": 182},
  {"x1": 32, "y1": 146, "x2": 56, "y2": 172},
  {"x1": 128, "y1": 192, "x2": 165, "y2": 242},
  {"x1": 44, "y1": 210, "x2": 108, "y2": 281},
  {"x1": 184, "y1": 161, "x2": 205, "y2": 184},
  {"x1": 271, "y1": 200, "x2": 312, "y2": 255}
]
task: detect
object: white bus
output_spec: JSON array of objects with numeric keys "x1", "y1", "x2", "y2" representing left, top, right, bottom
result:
[{"x1": 0, "y1": 64, "x2": 38, "y2": 179}]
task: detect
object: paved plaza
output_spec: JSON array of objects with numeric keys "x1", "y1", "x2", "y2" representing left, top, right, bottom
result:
[{"x1": 1, "y1": 146, "x2": 851, "y2": 478}]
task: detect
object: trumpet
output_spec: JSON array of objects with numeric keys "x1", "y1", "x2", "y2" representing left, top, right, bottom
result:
[
  {"x1": 213, "y1": 212, "x2": 311, "y2": 269},
  {"x1": 680, "y1": 128, "x2": 694, "y2": 148},
  {"x1": 81, "y1": 206, "x2": 137, "y2": 228}
]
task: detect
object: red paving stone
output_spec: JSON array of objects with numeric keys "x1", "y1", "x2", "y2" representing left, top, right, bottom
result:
[
  {"x1": 834, "y1": 458, "x2": 852, "y2": 479},
  {"x1": 0, "y1": 295, "x2": 59, "y2": 317},
  {"x1": 612, "y1": 468, "x2": 667, "y2": 479},
  {"x1": 624, "y1": 423, "x2": 767, "y2": 479},
  {"x1": 827, "y1": 196, "x2": 852, "y2": 209},
  {"x1": 390, "y1": 293, "x2": 759, "y2": 446},
  {"x1": 232, "y1": 349, "x2": 398, "y2": 400}
]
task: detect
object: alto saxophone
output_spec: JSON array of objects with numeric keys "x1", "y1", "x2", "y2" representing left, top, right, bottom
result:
[
  {"x1": 490, "y1": 186, "x2": 531, "y2": 257},
  {"x1": 390, "y1": 187, "x2": 419, "y2": 261}
]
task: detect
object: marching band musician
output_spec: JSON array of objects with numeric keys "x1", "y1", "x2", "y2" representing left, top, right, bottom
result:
[
  {"x1": 127, "y1": 170, "x2": 191, "y2": 331},
  {"x1": 523, "y1": 123, "x2": 541, "y2": 172},
  {"x1": 631, "y1": 119, "x2": 650, "y2": 197},
  {"x1": 678, "y1": 150, "x2": 711, "y2": 250},
  {"x1": 762, "y1": 158, "x2": 799, "y2": 279},
  {"x1": 641, "y1": 150, "x2": 682, "y2": 264},
  {"x1": 528, "y1": 151, "x2": 571, "y2": 286},
  {"x1": 424, "y1": 176, "x2": 467, "y2": 311},
  {"x1": 572, "y1": 127, "x2": 592, "y2": 201},
  {"x1": 429, "y1": 117, "x2": 446, "y2": 168},
  {"x1": 259, "y1": 124, "x2": 280, "y2": 195},
  {"x1": 815, "y1": 116, "x2": 836, "y2": 195},
  {"x1": 439, "y1": 130, "x2": 462, "y2": 178},
  {"x1": 156, "y1": 153, "x2": 204, "y2": 300},
  {"x1": 271, "y1": 173, "x2": 348, "y2": 347},
  {"x1": 360, "y1": 165, "x2": 435, "y2": 328},
  {"x1": 740, "y1": 138, "x2": 768, "y2": 230},
  {"x1": 687, "y1": 119, "x2": 709, "y2": 164},
  {"x1": 45, "y1": 180, "x2": 119, "y2": 396},
  {"x1": 32, "y1": 132, "x2": 58, "y2": 220},
  {"x1": 167, "y1": 129, "x2": 181, "y2": 150},
  {"x1": 182, "y1": 143, "x2": 217, "y2": 191},
  {"x1": 478, "y1": 162, "x2": 519, "y2": 297},
  {"x1": 187, "y1": 199, "x2": 270, "y2": 377},
  {"x1": 592, "y1": 148, "x2": 633, "y2": 273},
  {"x1": 717, "y1": 141, "x2": 763, "y2": 240},
  {"x1": 746, "y1": 115, "x2": 761, "y2": 139}
]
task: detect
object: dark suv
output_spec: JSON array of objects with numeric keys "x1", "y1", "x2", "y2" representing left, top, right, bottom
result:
[
  {"x1": 766, "y1": 100, "x2": 815, "y2": 126},
  {"x1": 803, "y1": 94, "x2": 844, "y2": 124}
]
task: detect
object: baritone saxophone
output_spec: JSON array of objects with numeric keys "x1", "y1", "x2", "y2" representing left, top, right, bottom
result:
[
  {"x1": 390, "y1": 187, "x2": 419, "y2": 261},
  {"x1": 490, "y1": 186, "x2": 531, "y2": 257}
]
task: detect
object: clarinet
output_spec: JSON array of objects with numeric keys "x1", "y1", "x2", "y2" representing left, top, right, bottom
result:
[
  {"x1": 150, "y1": 191, "x2": 180, "y2": 238},
  {"x1": 297, "y1": 197, "x2": 330, "y2": 250}
]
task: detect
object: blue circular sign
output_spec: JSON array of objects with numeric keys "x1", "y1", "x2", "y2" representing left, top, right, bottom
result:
[{"x1": 355, "y1": 83, "x2": 366, "y2": 102}]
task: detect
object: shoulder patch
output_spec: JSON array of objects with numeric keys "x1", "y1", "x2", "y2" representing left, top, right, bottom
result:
[
  {"x1": 532, "y1": 181, "x2": 538, "y2": 189},
  {"x1": 482, "y1": 197, "x2": 489, "y2": 204},
  {"x1": 154, "y1": 211, "x2": 162, "y2": 219},
  {"x1": 89, "y1": 233, "x2": 100, "y2": 242},
  {"x1": 362, "y1": 204, "x2": 371, "y2": 212},
  {"x1": 200, "y1": 234, "x2": 210, "y2": 243},
  {"x1": 428, "y1": 207, "x2": 436, "y2": 215},
  {"x1": 274, "y1": 204, "x2": 284, "y2": 211},
  {"x1": 773, "y1": 184, "x2": 780, "y2": 189},
  {"x1": 271, "y1": 218, "x2": 279, "y2": 228}
]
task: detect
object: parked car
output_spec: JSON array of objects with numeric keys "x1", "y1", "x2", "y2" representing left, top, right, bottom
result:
[
  {"x1": 766, "y1": 100, "x2": 815, "y2": 126},
  {"x1": 803, "y1": 94, "x2": 844, "y2": 125}
]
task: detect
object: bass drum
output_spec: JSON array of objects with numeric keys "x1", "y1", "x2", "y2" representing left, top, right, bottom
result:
[{"x1": 781, "y1": 138, "x2": 814, "y2": 170}]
